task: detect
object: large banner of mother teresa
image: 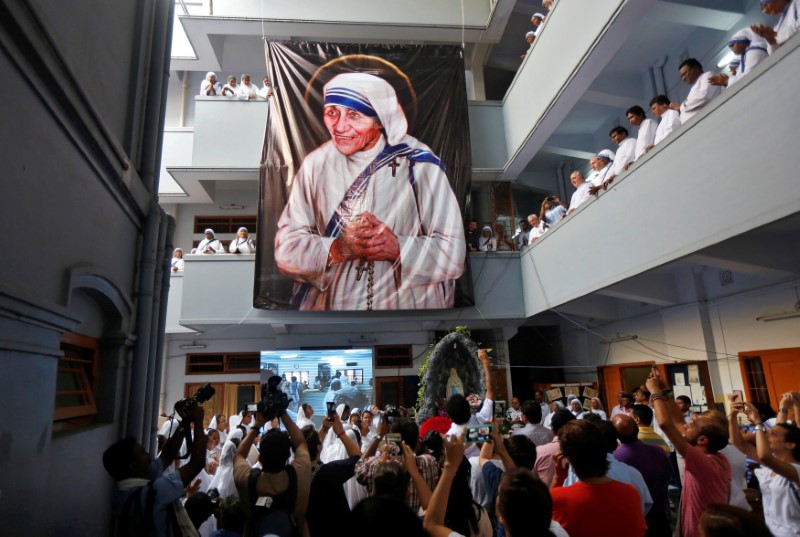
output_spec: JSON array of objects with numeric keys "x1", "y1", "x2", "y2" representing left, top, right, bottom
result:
[{"x1": 254, "y1": 43, "x2": 473, "y2": 311}]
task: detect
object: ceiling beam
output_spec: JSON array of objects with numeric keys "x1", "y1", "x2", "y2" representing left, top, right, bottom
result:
[
  {"x1": 653, "y1": 2, "x2": 744, "y2": 32},
  {"x1": 596, "y1": 273, "x2": 679, "y2": 307}
]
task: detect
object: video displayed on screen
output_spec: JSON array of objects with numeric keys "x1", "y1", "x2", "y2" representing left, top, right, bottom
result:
[{"x1": 260, "y1": 348, "x2": 374, "y2": 429}]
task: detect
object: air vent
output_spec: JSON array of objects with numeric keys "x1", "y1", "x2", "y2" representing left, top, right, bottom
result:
[{"x1": 719, "y1": 270, "x2": 734, "y2": 286}]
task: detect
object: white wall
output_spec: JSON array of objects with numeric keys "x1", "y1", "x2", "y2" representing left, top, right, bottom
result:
[{"x1": 560, "y1": 280, "x2": 800, "y2": 405}]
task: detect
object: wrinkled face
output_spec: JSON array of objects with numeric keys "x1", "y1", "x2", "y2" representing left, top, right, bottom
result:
[
  {"x1": 626, "y1": 112, "x2": 643, "y2": 126},
  {"x1": 242, "y1": 75, "x2": 250, "y2": 85},
  {"x1": 528, "y1": 216, "x2": 539, "y2": 228},
  {"x1": 526, "y1": 34, "x2": 535, "y2": 44},
  {"x1": 512, "y1": 397, "x2": 521, "y2": 410},
  {"x1": 591, "y1": 399, "x2": 599, "y2": 409},
  {"x1": 570, "y1": 173, "x2": 582, "y2": 187},
  {"x1": 238, "y1": 229, "x2": 247, "y2": 238},
  {"x1": 590, "y1": 157, "x2": 602, "y2": 170},
  {"x1": 209, "y1": 75, "x2": 217, "y2": 84},
  {"x1": 571, "y1": 401, "x2": 582, "y2": 412},
  {"x1": 482, "y1": 229, "x2": 492, "y2": 237},
  {"x1": 323, "y1": 105, "x2": 383, "y2": 156},
  {"x1": 174, "y1": 250, "x2": 183, "y2": 259},
  {"x1": 204, "y1": 231, "x2": 213, "y2": 240}
]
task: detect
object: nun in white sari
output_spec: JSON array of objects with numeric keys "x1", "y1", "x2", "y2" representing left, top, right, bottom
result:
[
  {"x1": 197, "y1": 228, "x2": 224, "y2": 254},
  {"x1": 275, "y1": 72, "x2": 466, "y2": 311},
  {"x1": 208, "y1": 440, "x2": 238, "y2": 499},
  {"x1": 229, "y1": 227, "x2": 256, "y2": 254}
]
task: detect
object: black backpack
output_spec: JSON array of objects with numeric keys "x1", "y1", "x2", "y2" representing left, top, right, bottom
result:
[
  {"x1": 115, "y1": 482, "x2": 198, "y2": 537},
  {"x1": 246, "y1": 466, "x2": 299, "y2": 537}
]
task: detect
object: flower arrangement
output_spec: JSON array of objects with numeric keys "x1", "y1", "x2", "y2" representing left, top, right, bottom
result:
[{"x1": 466, "y1": 393, "x2": 484, "y2": 410}]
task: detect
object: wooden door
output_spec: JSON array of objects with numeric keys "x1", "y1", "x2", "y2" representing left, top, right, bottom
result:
[
  {"x1": 740, "y1": 348, "x2": 800, "y2": 415},
  {"x1": 491, "y1": 367, "x2": 509, "y2": 403}
]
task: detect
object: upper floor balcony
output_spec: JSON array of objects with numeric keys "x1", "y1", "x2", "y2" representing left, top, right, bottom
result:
[{"x1": 165, "y1": 34, "x2": 800, "y2": 334}]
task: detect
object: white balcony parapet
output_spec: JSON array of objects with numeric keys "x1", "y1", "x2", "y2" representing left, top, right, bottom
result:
[
  {"x1": 172, "y1": 252, "x2": 523, "y2": 331},
  {"x1": 520, "y1": 34, "x2": 800, "y2": 317}
]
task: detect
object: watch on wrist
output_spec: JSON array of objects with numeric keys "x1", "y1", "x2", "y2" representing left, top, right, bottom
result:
[{"x1": 753, "y1": 424, "x2": 766, "y2": 432}]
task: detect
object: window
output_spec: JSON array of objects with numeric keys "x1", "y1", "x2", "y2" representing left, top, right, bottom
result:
[
  {"x1": 193, "y1": 215, "x2": 257, "y2": 234},
  {"x1": 374, "y1": 345, "x2": 413, "y2": 368},
  {"x1": 54, "y1": 333, "x2": 99, "y2": 425},
  {"x1": 740, "y1": 356, "x2": 771, "y2": 405},
  {"x1": 186, "y1": 353, "x2": 260, "y2": 374}
]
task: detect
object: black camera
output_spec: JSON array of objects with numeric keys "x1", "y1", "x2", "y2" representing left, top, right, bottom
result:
[
  {"x1": 256, "y1": 375, "x2": 291, "y2": 421},
  {"x1": 384, "y1": 406, "x2": 402, "y2": 424},
  {"x1": 174, "y1": 383, "x2": 215, "y2": 420}
]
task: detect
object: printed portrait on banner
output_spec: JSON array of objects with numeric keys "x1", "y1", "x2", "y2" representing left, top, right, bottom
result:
[{"x1": 254, "y1": 43, "x2": 473, "y2": 311}]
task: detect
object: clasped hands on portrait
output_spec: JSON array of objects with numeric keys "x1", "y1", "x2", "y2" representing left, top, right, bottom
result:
[{"x1": 328, "y1": 212, "x2": 400, "y2": 266}]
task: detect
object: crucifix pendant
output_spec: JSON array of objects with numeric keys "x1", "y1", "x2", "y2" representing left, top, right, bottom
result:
[{"x1": 388, "y1": 157, "x2": 399, "y2": 177}]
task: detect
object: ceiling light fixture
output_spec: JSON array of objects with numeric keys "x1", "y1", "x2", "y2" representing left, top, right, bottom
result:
[
  {"x1": 756, "y1": 303, "x2": 800, "y2": 322},
  {"x1": 179, "y1": 342, "x2": 207, "y2": 349},
  {"x1": 348, "y1": 335, "x2": 376, "y2": 344},
  {"x1": 219, "y1": 203, "x2": 245, "y2": 210}
]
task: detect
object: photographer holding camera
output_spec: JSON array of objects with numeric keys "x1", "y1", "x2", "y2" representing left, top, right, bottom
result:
[
  {"x1": 233, "y1": 376, "x2": 310, "y2": 537},
  {"x1": 103, "y1": 390, "x2": 210, "y2": 537}
]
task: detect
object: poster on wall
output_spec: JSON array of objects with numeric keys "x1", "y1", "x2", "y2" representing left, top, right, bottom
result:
[{"x1": 254, "y1": 42, "x2": 473, "y2": 311}]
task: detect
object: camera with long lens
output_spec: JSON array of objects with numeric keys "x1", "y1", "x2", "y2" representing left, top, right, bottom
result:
[
  {"x1": 255, "y1": 375, "x2": 291, "y2": 421},
  {"x1": 383, "y1": 406, "x2": 402, "y2": 424},
  {"x1": 174, "y1": 383, "x2": 216, "y2": 420}
]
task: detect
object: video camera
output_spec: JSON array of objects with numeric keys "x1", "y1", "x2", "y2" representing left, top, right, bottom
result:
[
  {"x1": 253, "y1": 375, "x2": 291, "y2": 421},
  {"x1": 383, "y1": 406, "x2": 402, "y2": 425},
  {"x1": 174, "y1": 383, "x2": 215, "y2": 420}
]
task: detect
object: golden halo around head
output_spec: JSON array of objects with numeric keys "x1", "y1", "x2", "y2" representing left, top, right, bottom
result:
[{"x1": 305, "y1": 54, "x2": 418, "y2": 131}]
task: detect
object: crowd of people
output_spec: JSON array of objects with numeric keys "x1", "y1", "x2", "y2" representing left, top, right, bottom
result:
[
  {"x1": 520, "y1": 0, "x2": 556, "y2": 60},
  {"x1": 104, "y1": 354, "x2": 800, "y2": 537},
  {"x1": 490, "y1": 0, "x2": 800, "y2": 250},
  {"x1": 200, "y1": 72, "x2": 273, "y2": 100},
  {"x1": 171, "y1": 227, "x2": 256, "y2": 272}
]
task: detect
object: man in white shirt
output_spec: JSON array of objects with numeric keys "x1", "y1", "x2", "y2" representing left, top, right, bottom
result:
[
  {"x1": 603, "y1": 126, "x2": 636, "y2": 187},
  {"x1": 752, "y1": 0, "x2": 800, "y2": 54},
  {"x1": 626, "y1": 105, "x2": 657, "y2": 161},
  {"x1": 677, "y1": 58, "x2": 722, "y2": 124},
  {"x1": 647, "y1": 95, "x2": 681, "y2": 151},
  {"x1": 584, "y1": 157, "x2": 601, "y2": 187},
  {"x1": 513, "y1": 400, "x2": 554, "y2": 446},
  {"x1": 527, "y1": 214, "x2": 547, "y2": 244},
  {"x1": 566, "y1": 171, "x2": 591, "y2": 215}
]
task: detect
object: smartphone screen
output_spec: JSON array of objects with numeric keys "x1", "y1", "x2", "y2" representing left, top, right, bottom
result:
[
  {"x1": 246, "y1": 403, "x2": 258, "y2": 413},
  {"x1": 465, "y1": 424, "x2": 493, "y2": 444},
  {"x1": 326, "y1": 401, "x2": 336, "y2": 418},
  {"x1": 385, "y1": 433, "x2": 402, "y2": 456}
]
